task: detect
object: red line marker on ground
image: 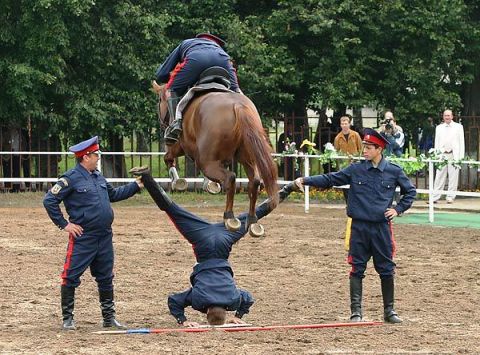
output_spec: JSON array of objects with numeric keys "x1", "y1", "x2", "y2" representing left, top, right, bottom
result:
[{"x1": 93, "y1": 321, "x2": 383, "y2": 335}]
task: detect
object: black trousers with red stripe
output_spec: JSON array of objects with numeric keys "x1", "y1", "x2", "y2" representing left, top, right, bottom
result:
[
  {"x1": 61, "y1": 232, "x2": 114, "y2": 291},
  {"x1": 347, "y1": 220, "x2": 396, "y2": 279}
]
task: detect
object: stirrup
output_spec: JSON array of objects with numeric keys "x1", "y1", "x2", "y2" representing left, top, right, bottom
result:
[{"x1": 164, "y1": 124, "x2": 182, "y2": 144}]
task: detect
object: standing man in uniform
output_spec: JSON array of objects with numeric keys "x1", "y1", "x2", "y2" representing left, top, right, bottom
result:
[
  {"x1": 43, "y1": 136, "x2": 143, "y2": 330},
  {"x1": 130, "y1": 166, "x2": 294, "y2": 327},
  {"x1": 431, "y1": 109, "x2": 465, "y2": 204},
  {"x1": 293, "y1": 128, "x2": 416, "y2": 323},
  {"x1": 154, "y1": 33, "x2": 241, "y2": 143}
]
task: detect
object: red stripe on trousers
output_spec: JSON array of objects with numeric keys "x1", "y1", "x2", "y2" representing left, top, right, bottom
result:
[
  {"x1": 166, "y1": 59, "x2": 188, "y2": 89},
  {"x1": 61, "y1": 233, "x2": 75, "y2": 285},
  {"x1": 347, "y1": 254, "x2": 355, "y2": 276}
]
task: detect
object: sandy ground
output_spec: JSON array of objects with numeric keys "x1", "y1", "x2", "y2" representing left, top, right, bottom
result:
[{"x1": 0, "y1": 201, "x2": 479, "y2": 354}]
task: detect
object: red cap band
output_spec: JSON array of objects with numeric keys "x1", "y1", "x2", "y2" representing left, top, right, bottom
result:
[
  {"x1": 74, "y1": 143, "x2": 100, "y2": 158},
  {"x1": 363, "y1": 134, "x2": 386, "y2": 148}
]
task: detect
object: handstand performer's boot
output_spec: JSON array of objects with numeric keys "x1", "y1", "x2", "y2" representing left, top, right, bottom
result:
[
  {"x1": 350, "y1": 276, "x2": 363, "y2": 322},
  {"x1": 164, "y1": 91, "x2": 183, "y2": 144},
  {"x1": 61, "y1": 285, "x2": 76, "y2": 330},
  {"x1": 99, "y1": 289, "x2": 127, "y2": 329},
  {"x1": 129, "y1": 166, "x2": 173, "y2": 211},
  {"x1": 279, "y1": 182, "x2": 296, "y2": 202},
  {"x1": 381, "y1": 277, "x2": 402, "y2": 324}
]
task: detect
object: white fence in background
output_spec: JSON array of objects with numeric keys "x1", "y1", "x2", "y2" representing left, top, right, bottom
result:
[{"x1": 1, "y1": 151, "x2": 479, "y2": 223}]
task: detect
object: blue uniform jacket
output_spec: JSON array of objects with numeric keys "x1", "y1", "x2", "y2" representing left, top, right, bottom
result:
[
  {"x1": 155, "y1": 38, "x2": 239, "y2": 91},
  {"x1": 43, "y1": 164, "x2": 140, "y2": 235},
  {"x1": 304, "y1": 158, "x2": 416, "y2": 222}
]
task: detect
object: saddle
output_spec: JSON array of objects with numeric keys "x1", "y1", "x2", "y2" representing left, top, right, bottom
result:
[
  {"x1": 173, "y1": 67, "x2": 234, "y2": 121},
  {"x1": 196, "y1": 66, "x2": 231, "y2": 89}
]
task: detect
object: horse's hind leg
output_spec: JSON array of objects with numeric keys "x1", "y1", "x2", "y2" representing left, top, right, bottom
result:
[
  {"x1": 202, "y1": 160, "x2": 240, "y2": 231},
  {"x1": 244, "y1": 164, "x2": 264, "y2": 237}
]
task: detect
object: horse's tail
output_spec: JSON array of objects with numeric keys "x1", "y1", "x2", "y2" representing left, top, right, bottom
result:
[{"x1": 234, "y1": 104, "x2": 279, "y2": 208}]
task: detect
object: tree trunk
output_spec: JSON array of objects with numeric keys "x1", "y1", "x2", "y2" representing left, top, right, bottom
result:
[{"x1": 102, "y1": 134, "x2": 125, "y2": 179}]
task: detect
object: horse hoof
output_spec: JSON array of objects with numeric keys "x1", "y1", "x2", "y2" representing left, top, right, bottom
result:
[
  {"x1": 224, "y1": 218, "x2": 241, "y2": 231},
  {"x1": 249, "y1": 223, "x2": 264, "y2": 238},
  {"x1": 173, "y1": 178, "x2": 188, "y2": 191},
  {"x1": 205, "y1": 181, "x2": 221, "y2": 194}
]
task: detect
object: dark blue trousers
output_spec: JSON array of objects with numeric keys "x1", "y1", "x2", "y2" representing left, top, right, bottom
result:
[
  {"x1": 348, "y1": 220, "x2": 396, "y2": 279},
  {"x1": 168, "y1": 50, "x2": 237, "y2": 95},
  {"x1": 163, "y1": 201, "x2": 270, "y2": 262},
  {"x1": 61, "y1": 232, "x2": 114, "y2": 291}
]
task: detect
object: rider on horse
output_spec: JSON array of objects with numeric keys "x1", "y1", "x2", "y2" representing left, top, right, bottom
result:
[{"x1": 155, "y1": 33, "x2": 241, "y2": 144}]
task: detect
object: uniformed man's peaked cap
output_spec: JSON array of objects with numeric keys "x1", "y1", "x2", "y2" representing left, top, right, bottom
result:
[
  {"x1": 196, "y1": 33, "x2": 226, "y2": 47},
  {"x1": 362, "y1": 128, "x2": 389, "y2": 149},
  {"x1": 69, "y1": 136, "x2": 101, "y2": 158}
]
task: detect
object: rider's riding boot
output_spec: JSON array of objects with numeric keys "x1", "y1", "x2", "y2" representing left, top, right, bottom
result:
[
  {"x1": 165, "y1": 91, "x2": 183, "y2": 144},
  {"x1": 61, "y1": 285, "x2": 76, "y2": 330},
  {"x1": 350, "y1": 276, "x2": 363, "y2": 322},
  {"x1": 381, "y1": 277, "x2": 402, "y2": 324},
  {"x1": 99, "y1": 289, "x2": 127, "y2": 329},
  {"x1": 129, "y1": 167, "x2": 173, "y2": 211}
]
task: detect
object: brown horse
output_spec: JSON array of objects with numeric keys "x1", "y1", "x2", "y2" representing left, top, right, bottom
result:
[{"x1": 153, "y1": 82, "x2": 278, "y2": 237}]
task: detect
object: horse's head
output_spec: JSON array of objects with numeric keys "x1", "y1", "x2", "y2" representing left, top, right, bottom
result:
[{"x1": 152, "y1": 80, "x2": 169, "y2": 130}]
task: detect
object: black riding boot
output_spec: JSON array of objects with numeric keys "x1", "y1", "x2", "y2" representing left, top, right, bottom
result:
[
  {"x1": 350, "y1": 277, "x2": 363, "y2": 322},
  {"x1": 99, "y1": 289, "x2": 127, "y2": 329},
  {"x1": 165, "y1": 91, "x2": 183, "y2": 144},
  {"x1": 61, "y1": 286, "x2": 76, "y2": 330},
  {"x1": 381, "y1": 277, "x2": 402, "y2": 323}
]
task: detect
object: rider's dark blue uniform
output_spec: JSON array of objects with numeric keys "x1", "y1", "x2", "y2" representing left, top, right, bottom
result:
[
  {"x1": 155, "y1": 36, "x2": 239, "y2": 95},
  {"x1": 43, "y1": 160, "x2": 139, "y2": 290}
]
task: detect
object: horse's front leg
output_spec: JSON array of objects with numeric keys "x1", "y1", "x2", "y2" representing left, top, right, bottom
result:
[
  {"x1": 164, "y1": 143, "x2": 187, "y2": 191},
  {"x1": 245, "y1": 165, "x2": 263, "y2": 237},
  {"x1": 202, "y1": 161, "x2": 240, "y2": 231}
]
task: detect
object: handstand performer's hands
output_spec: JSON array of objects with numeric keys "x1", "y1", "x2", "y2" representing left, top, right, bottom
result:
[
  {"x1": 228, "y1": 317, "x2": 246, "y2": 325},
  {"x1": 182, "y1": 321, "x2": 200, "y2": 328}
]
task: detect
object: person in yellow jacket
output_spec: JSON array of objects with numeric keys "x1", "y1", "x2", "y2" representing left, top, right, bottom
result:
[
  {"x1": 334, "y1": 115, "x2": 363, "y2": 157},
  {"x1": 333, "y1": 115, "x2": 362, "y2": 202}
]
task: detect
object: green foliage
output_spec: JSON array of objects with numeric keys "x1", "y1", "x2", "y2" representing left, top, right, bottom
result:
[{"x1": 1, "y1": 0, "x2": 479, "y2": 144}]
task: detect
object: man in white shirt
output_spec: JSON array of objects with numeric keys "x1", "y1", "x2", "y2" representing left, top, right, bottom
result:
[{"x1": 432, "y1": 110, "x2": 465, "y2": 203}]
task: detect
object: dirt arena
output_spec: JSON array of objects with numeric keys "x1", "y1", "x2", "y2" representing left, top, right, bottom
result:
[{"x1": 1, "y1": 195, "x2": 479, "y2": 354}]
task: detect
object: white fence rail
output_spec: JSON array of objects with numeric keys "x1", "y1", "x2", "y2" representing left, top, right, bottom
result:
[{"x1": 1, "y1": 151, "x2": 480, "y2": 223}]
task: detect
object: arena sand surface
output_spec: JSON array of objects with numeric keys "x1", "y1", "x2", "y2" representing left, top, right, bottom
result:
[{"x1": 0, "y1": 197, "x2": 479, "y2": 354}]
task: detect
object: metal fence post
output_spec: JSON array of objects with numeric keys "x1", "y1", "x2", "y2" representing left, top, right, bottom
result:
[
  {"x1": 428, "y1": 159, "x2": 434, "y2": 223},
  {"x1": 304, "y1": 155, "x2": 310, "y2": 214}
]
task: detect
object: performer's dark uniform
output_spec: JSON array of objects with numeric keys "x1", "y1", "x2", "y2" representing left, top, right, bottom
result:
[{"x1": 138, "y1": 171, "x2": 291, "y2": 324}]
